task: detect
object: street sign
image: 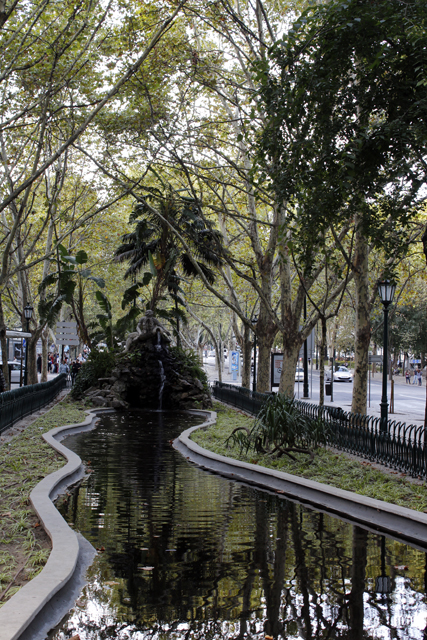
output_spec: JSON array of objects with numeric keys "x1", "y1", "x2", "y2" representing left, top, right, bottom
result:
[
  {"x1": 56, "y1": 321, "x2": 79, "y2": 345},
  {"x1": 369, "y1": 355, "x2": 383, "y2": 364}
]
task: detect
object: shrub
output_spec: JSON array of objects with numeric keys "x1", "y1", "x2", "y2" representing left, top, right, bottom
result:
[
  {"x1": 226, "y1": 393, "x2": 330, "y2": 459},
  {"x1": 169, "y1": 346, "x2": 209, "y2": 391},
  {"x1": 70, "y1": 348, "x2": 117, "y2": 399}
]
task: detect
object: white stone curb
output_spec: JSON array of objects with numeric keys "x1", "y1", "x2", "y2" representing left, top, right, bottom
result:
[
  {"x1": 176, "y1": 411, "x2": 427, "y2": 550},
  {"x1": 0, "y1": 408, "x2": 109, "y2": 640}
]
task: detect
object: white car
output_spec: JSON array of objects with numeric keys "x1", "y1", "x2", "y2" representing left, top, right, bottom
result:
[
  {"x1": 327, "y1": 366, "x2": 353, "y2": 383},
  {"x1": 295, "y1": 366, "x2": 304, "y2": 381}
]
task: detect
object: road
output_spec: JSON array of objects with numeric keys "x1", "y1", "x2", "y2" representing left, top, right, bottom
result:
[
  {"x1": 204, "y1": 355, "x2": 426, "y2": 425},
  {"x1": 294, "y1": 370, "x2": 426, "y2": 422}
]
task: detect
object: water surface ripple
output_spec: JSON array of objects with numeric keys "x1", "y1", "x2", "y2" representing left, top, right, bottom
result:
[{"x1": 49, "y1": 411, "x2": 427, "y2": 639}]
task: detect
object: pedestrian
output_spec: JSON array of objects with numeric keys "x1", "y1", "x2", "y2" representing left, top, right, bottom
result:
[
  {"x1": 412, "y1": 369, "x2": 417, "y2": 384},
  {"x1": 73, "y1": 359, "x2": 82, "y2": 384},
  {"x1": 418, "y1": 369, "x2": 422, "y2": 386},
  {"x1": 405, "y1": 369, "x2": 410, "y2": 384},
  {"x1": 37, "y1": 353, "x2": 42, "y2": 374},
  {"x1": 58, "y1": 359, "x2": 69, "y2": 374}
]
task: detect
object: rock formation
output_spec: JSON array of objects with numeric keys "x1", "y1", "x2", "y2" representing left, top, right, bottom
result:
[{"x1": 84, "y1": 311, "x2": 211, "y2": 411}]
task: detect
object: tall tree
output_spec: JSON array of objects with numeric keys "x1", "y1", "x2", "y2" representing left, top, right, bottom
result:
[{"x1": 256, "y1": 0, "x2": 427, "y2": 406}]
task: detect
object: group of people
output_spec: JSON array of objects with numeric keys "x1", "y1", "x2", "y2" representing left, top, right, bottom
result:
[
  {"x1": 405, "y1": 369, "x2": 423, "y2": 385},
  {"x1": 36, "y1": 352, "x2": 85, "y2": 385},
  {"x1": 58, "y1": 358, "x2": 83, "y2": 384}
]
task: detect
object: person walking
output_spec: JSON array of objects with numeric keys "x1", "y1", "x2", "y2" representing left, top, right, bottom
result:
[
  {"x1": 405, "y1": 369, "x2": 410, "y2": 384},
  {"x1": 412, "y1": 369, "x2": 417, "y2": 384},
  {"x1": 418, "y1": 369, "x2": 422, "y2": 386},
  {"x1": 37, "y1": 354, "x2": 42, "y2": 374},
  {"x1": 71, "y1": 359, "x2": 81, "y2": 385}
]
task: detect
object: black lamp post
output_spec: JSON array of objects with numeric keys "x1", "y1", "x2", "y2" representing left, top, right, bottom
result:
[
  {"x1": 377, "y1": 280, "x2": 396, "y2": 432},
  {"x1": 252, "y1": 314, "x2": 258, "y2": 393},
  {"x1": 23, "y1": 304, "x2": 33, "y2": 386}
]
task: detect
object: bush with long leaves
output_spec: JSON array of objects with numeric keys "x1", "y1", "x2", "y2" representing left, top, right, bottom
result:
[{"x1": 226, "y1": 394, "x2": 330, "y2": 460}]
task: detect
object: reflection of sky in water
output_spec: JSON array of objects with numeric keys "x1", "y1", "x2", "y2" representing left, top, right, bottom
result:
[
  {"x1": 366, "y1": 577, "x2": 427, "y2": 639},
  {"x1": 50, "y1": 412, "x2": 427, "y2": 639}
]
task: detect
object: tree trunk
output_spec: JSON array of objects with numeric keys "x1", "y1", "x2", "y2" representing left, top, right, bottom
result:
[
  {"x1": 319, "y1": 316, "x2": 327, "y2": 407},
  {"x1": 240, "y1": 324, "x2": 252, "y2": 390},
  {"x1": 256, "y1": 312, "x2": 278, "y2": 393},
  {"x1": 279, "y1": 334, "x2": 300, "y2": 397},
  {"x1": 27, "y1": 334, "x2": 38, "y2": 385},
  {"x1": 41, "y1": 329, "x2": 49, "y2": 382},
  {"x1": 0, "y1": 295, "x2": 9, "y2": 390},
  {"x1": 351, "y1": 226, "x2": 370, "y2": 415}
]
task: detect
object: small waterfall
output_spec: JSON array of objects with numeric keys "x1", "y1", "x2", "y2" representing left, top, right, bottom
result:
[
  {"x1": 155, "y1": 330, "x2": 162, "y2": 352},
  {"x1": 158, "y1": 359, "x2": 166, "y2": 410}
]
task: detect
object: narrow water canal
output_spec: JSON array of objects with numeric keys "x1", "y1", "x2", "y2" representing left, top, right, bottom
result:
[{"x1": 49, "y1": 411, "x2": 427, "y2": 639}]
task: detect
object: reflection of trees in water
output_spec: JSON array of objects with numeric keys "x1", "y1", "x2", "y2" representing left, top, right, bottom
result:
[{"x1": 57, "y1": 414, "x2": 427, "y2": 639}]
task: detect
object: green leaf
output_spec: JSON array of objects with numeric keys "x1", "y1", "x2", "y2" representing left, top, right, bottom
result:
[
  {"x1": 87, "y1": 276, "x2": 105, "y2": 288},
  {"x1": 142, "y1": 272, "x2": 153, "y2": 286},
  {"x1": 75, "y1": 250, "x2": 88, "y2": 264},
  {"x1": 148, "y1": 250, "x2": 157, "y2": 276},
  {"x1": 95, "y1": 290, "x2": 112, "y2": 316}
]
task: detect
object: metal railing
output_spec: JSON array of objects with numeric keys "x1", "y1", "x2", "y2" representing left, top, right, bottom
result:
[
  {"x1": 212, "y1": 381, "x2": 427, "y2": 478},
  {"x1": 0, "y1": 373, "x2": 67, "y2": 434},
  {"x1": 212, "y1": 381, "x2": 274, "y2": 415}
]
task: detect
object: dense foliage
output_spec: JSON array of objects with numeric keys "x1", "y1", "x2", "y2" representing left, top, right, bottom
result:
[{"x1": 71, "y1": 349, "x2": 117, "y2": 399}]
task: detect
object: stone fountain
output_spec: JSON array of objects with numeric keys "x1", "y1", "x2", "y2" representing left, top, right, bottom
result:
[{"x1": 85, "y1": 311, "x2": 211, "y2": 411}]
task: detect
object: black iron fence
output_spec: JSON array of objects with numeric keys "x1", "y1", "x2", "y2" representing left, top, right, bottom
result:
[
  {"x1": 212, "y1": 381, "x2": 427, "y2": 478},
  {"x1": 212, "y1": 381, "x2": 273, "y2": 415},
  {"x1": 0, "y1": 373, "x2": 67, "y2": 434}
]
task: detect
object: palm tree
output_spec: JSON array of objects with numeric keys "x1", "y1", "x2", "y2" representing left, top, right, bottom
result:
[{"x1": 115, "y1": 186, "x2": 223, "y2": 338}]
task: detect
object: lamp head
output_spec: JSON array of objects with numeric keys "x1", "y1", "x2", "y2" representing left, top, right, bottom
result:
[
  {"x1": 377, "y1": 280, "x2": 396, "y2": 306},
  {"x1": 24, "y1": 304, "x2": 34, "y2": 320}
]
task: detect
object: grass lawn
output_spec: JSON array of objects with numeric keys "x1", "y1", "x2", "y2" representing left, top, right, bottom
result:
[
  {"x1": 0, "y1": 397, "x2": 86, "y2": 607},
  {"x1": 191, "y1": 402, "x2": 427, "y2": 512}
]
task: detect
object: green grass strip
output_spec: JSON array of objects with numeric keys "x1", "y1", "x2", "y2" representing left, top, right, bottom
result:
[
  {"x1": 0, "y1": 396, "x2": 86, "y2": 607},
  {"x1": 191, "y1": 402, "x2": 427, "y2": 512}
]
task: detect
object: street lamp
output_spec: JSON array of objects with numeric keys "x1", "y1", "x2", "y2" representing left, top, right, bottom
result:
[
  {"x1": 377, "y1": 280, "x2": 396, "y2": 431},
  {"x1": 23, "y1": 304, "x2": 33, "y2": 386},
  {"x1": 251, "y1": 314, "x2": 258, "y2": 393}
]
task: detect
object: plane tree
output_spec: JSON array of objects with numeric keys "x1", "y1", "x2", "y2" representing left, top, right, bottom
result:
[
  {"x1": 0, "y1": 0, "x2": 187, "y2": 383},
  {"x1": 255, "y1": 0, "x2": 427, "y2": 409}
]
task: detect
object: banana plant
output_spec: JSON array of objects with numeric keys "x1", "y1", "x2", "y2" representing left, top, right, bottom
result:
[{"x1": 38, "y1": 244, "x2": 105, "y2": 347}]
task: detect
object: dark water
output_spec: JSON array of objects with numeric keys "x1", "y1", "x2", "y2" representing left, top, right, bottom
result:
[{"x1": 49, "y1": 411, "x2": 427, "y2": 639}]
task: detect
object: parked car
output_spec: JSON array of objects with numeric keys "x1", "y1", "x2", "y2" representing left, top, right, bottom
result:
[
  {"x1": 326, "y1": 366, "x2": 353, "y2": 383},
  {"x1": 295, "y1": 366, "x2": 304, "y2": 382},
  {"x1": 0, "y1": 360, "x2": 25, "y2": 384}
]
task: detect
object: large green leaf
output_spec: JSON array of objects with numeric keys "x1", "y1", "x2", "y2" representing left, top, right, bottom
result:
[
  {"x1": 95, "y1": 290, "x2": 112, "y2": 317},
  {"x1": 75, "y1": 250, "x2": 88, "y2": 264}
]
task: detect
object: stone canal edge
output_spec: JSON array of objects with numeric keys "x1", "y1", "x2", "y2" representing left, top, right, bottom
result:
[
  {"x1": 175, "y1": 411, "x2": 427, "y2": 551},
  {"x1": 2, "y1": 407, "x2": 427, "y2": 640},
  {"x1": 0, "y1": 407, "x2": 113, "y2": 640}
]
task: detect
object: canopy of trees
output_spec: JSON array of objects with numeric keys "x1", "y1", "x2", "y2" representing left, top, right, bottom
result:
[{"x1": 1, "y1": 0, "x2": 426, "y2": 417}]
